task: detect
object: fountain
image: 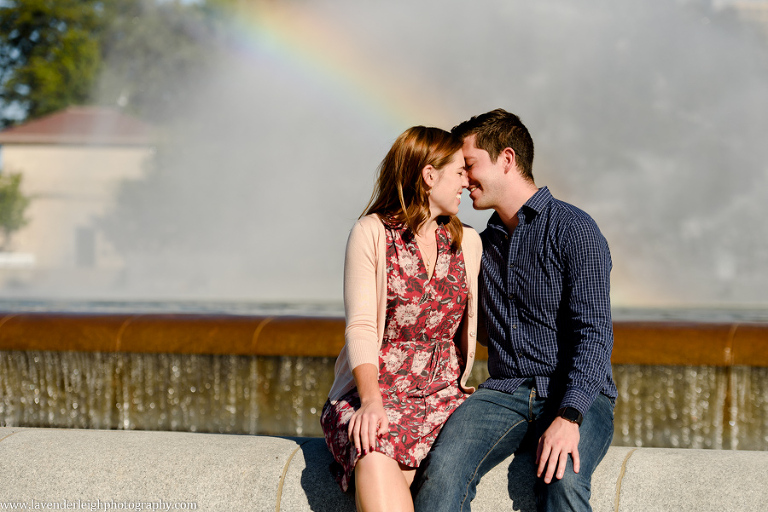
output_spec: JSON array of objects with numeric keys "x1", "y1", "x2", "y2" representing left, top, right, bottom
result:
[
  {"x1": 1, "y1": 2, "x2": 767, "y2": 508},
  {"x1": 1, "y1": 311, "x2": 766, "y2": 450}
]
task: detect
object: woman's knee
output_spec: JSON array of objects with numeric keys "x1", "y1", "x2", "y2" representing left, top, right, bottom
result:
[{"x1": 356, "y1": 451, "x2": 399, "y2": 474}]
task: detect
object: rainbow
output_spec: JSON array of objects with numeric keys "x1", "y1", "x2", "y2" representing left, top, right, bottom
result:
[{"x1": 215, "y1": 2, "x2": 456, "y2": 133}]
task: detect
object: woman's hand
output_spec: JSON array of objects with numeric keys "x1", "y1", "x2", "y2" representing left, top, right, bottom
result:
[
  {"x1": 349, "y1": 363, "x2": 389, "y2": 456},
  {"x1": 348, "y1": 397, "x2": 389, "y2": 456}
]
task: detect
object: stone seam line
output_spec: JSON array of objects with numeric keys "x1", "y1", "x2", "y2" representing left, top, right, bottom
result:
[
  {"x1": 0, "y1": 429, "x2": 22, "y2": 444},
  {"x1": 115, "y1": 314, "x2": 145, "y2": 352},
  {"x1": 724, "y1": 323, "x2": 738, "y2": 366},
  {"x1": 0, "y1": 312, "x2": 20, "y2": 332},
  {"x1": 251, "y1": 317, "x2": 274, "y2": 353},
  {"x1": 276, "y1": 439, "x2": 312, "y2": 512},
  {"x1": 614, "y1": 448, "x2": 637, "y2": 512}
]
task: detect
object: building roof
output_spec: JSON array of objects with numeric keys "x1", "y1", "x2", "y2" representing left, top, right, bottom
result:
[{"x1": 0, "y1": 106, "x2": 154, "y2": 146}]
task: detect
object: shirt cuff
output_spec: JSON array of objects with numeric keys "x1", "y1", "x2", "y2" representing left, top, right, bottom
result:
[{"x1": 559, "y1": 388, "x2": 594, "y2": 418}]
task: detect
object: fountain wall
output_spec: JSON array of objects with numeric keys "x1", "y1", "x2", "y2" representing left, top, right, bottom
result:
[{"x1": 1, "y1": 312, "x2": 767, "y2": 449}]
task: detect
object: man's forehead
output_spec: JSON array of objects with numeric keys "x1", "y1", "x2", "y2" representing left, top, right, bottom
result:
[
  {"x1": 462, "y1": 134, "x2": 480, "y2": 150},
  {"x1": 462, "y1": 136, "x2": 485, "y2": 158}
]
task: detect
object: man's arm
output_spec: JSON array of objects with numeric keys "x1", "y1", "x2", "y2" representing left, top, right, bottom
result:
[
  {"x1": 559, "y1": 217, "x2": 613, "y2": 416},
  {"x1": 537, "y1": 216, "x2": 613, "y2": 482}
]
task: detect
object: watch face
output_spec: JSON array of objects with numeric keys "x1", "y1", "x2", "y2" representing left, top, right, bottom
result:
[{"x1": 559, "y1": 407, "x2": 582, "y2": 425}]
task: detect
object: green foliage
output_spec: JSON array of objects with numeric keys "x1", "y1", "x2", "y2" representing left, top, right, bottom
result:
[
  {"x1": 0, "y1": 172, "x2": 30, "y2": 250},
  {"x1": 0, "y1": 0, "x2": 106, "y2": 126},
  {"x1": 0, "y1": 0, "x2": 225, "y2": 127}
]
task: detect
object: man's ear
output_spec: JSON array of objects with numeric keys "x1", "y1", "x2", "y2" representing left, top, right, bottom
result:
[
  {"x1": 422, "y1": 164, "x2": 436, "y2": 187},
  {"x1": 500, "y1": 147, "x2": 516, "y2": 174}
]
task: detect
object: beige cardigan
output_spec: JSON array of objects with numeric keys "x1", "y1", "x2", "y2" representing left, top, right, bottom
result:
[{"x1": 328, "y1": 214, "x2": 483, "y2": 402}]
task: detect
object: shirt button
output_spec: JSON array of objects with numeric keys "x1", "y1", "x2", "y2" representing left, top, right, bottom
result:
[
  {"x1": 512, "y1": 324, "x2": 518, "y2": 330},
  {"x1": 470, "y1": 331, "x2": 476, "y2": 337}
]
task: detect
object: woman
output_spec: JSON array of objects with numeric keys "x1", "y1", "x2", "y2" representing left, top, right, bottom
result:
[{"x1": 320, "y1": 126, "x2": 482, "y2": 512}]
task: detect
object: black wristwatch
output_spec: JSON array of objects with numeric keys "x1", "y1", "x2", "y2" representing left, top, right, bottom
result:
[{"x1": 557, "y1": 407, "x2": 583, "y2": 426}]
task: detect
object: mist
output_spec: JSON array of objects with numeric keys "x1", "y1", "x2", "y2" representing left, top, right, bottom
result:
[{"x1": 9, "y1": 0, "x2": 768, "y2": 308}]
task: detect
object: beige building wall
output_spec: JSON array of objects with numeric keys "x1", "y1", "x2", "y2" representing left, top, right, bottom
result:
[{"x1": 2, "y1": 144, "x2": 152, "y2": 272}]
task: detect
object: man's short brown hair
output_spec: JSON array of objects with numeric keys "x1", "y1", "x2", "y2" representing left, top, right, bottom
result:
[{"x1": 452, "y1": 109, "x2": 535, "y2": 182}]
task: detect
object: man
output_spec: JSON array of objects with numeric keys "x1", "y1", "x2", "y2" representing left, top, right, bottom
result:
[{"x1": 413, "y1": 109, "x2": 617, "y2": 511}]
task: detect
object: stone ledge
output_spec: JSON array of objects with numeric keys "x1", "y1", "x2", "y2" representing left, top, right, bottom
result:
[
  {"x1": 1, "y1": 427, "x2": 766, "y2": 511},
  {"x1": 2, "y1": 312, "x2": 768, "y2": 365}
]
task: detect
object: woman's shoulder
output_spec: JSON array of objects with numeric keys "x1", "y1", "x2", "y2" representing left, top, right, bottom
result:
[
  {"x1": 461, "y1": 223, "x2": 479, "y2": 235},
  {"x1": 353, "y1": 214, "x2": 384, "y2": 233},
  {"x1": 347, "y1": 214, "x2": 385, "y2": 248},
  {"x1": 460, "y1": 224, "x2": 482, "y2": 247}
]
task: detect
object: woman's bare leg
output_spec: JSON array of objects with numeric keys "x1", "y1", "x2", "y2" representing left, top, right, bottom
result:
[{"x1": 354, "y1": 451, "x2": 416, "y2": 512}]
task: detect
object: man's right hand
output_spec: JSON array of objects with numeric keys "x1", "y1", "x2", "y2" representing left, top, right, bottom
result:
[{"x1": 536, "y1": 416, "x2": 581, "y2": 483}]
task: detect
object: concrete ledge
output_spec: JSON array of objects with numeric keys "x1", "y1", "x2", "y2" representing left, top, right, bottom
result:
[{"x1": 1, "y1": 428, "x2": 766, "y2": 511}]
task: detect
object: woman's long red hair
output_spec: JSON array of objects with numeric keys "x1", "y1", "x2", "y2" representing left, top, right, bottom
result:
[{"x1": 362, "y1": 126, "x2": 463, "y2": 250}]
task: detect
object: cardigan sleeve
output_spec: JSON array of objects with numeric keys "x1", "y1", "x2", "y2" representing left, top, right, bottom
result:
[{"x1": 343, "y1": 218, "x2": 382, "y2": 370}]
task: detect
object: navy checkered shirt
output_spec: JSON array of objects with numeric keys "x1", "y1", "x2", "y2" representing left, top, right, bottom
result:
[{"x1": 478, "y1": 186, "x2": 617, "y2": 416}]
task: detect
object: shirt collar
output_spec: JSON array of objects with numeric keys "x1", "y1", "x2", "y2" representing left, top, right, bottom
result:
[
  {"x1": 524, "y1": 186, "x2": 553, "y2": 214},
  {"x1": 487, "y1": 186, "x2": 552, "y2": 231}
]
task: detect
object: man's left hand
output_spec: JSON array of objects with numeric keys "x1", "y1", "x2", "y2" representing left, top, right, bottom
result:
[{"x1": 536, "y1": 417, "x2": 580, "y2": 483}]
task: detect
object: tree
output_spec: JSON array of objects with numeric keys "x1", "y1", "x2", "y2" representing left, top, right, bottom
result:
[
  {"x1": 0, "y1": 172, "x2": 30, "y2": 251},
  {"x1": 0, "y1": 0, "x2": 223, "y2": 127},
  {"x1": 0, "y1": 0, "x2": 106, "y2": 127}
]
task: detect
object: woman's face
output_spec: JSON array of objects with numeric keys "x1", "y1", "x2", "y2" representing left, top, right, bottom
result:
[{"x1": 427, "y1": 149, "x2": 469, "y2": 217}]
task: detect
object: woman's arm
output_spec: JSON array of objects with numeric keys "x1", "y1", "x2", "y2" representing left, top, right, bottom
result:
[
  {"x1": 344, "y1": 218, "x2": 382, "y2": 369},
  {"x1": 343, "y1": 217, "x2": 388, "y2": 454}
]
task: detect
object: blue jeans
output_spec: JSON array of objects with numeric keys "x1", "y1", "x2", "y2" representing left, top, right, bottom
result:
[{"x1": 412, "y1": 381, "x2": 614, "y2": 511}]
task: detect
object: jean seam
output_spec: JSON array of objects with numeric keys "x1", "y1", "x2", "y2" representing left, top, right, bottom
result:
[
  {"x1": 529, "y1": 387, "x2": 536, "y2": 420},
  {"x1": 459, "y1": 418, "x2": 527, "y2": 511}
]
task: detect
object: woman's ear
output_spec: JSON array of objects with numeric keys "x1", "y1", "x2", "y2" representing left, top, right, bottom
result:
[{"x1": 422, "y1": 165, "x2": 436, "y2": 187}]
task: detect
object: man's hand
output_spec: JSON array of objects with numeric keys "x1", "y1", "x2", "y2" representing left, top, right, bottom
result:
[{"x1": 536, "y1": 417, "x2": 580, "y2": 483}]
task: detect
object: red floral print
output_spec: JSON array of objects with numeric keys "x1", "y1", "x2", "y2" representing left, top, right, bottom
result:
[{"x1": 321, "y1": 223, "x2": 469, "y2": 492}]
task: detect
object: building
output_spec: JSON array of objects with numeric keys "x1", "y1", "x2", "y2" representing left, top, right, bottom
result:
[{"x1": 0, "y1": 106, "x2": 154, "y2": 294}]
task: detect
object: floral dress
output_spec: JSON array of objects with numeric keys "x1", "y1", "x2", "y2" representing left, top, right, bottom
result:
[{"x1": 320, "y1": 222, "x2": 469, "y2": 492}]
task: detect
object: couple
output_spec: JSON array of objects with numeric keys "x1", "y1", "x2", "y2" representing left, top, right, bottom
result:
[{"x1": 321, "y1": 109, "x2": 617, "y2": 512}]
